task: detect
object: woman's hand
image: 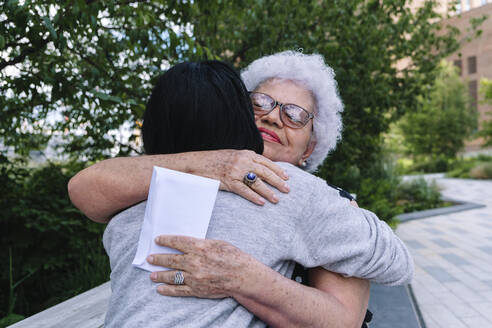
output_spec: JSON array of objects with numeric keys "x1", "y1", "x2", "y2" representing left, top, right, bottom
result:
[
  {"x1": 147, "y1": 235, "x2": 370, "y2": 328},
  {"x1": 198, "y1": 150, "x2": 290, "y2": 205},
  {"x1": 147, "y1": 235, "x2": 259, "y2": 299},
  {"x1": 68, "y1": 150, "x2": 290, "y2": 222}
]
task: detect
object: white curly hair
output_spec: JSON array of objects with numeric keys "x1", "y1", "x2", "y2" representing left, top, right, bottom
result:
[{"x1": 241, "y1": 50, "x2": 344, "y2": 172}]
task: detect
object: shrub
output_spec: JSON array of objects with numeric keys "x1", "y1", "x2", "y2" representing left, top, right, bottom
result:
[
  {"x1": 357, "y1": 177, "x2": 404, "y2": 223},
  {"x1": 469, "y1": 163, "x2": 492, "y2": 179},
  {"x1": 478, "y1": 79, "x2": 492, "y2": 147},
  {"x1": 475, "y1": 155, "x2": 492, "y2": 162},
  {"x1": 408, "y1": 155, "x2": 451, "y2": 173},
  {"x1": 395, "y1": 178, "x2": 443, "y2": 213},
  {"x1": 331, "y1": 152, "x2": 449, "y2": 223},
  {"x1": 446, "y1": 155, "x2": 492, "y2": 178},
  {"x1": 1, "y1": 157, "x2": 109, "y2": 321},
  {"x1": 399, "y1": 61, "x2": 478, "y2": 161},
  {"x1": 321, "y1": 150, "x2": 404, "y2": 222}
]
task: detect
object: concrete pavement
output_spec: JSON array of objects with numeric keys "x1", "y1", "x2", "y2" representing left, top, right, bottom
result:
[{"x1": 396, "y1": 177, "x2": 492, "y2": 327}]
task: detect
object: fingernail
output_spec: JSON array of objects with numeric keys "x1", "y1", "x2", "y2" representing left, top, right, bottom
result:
[
  {"x1": 154, "y1": 236, "x2": 160, "y2": 244},
  {"x1": 283, "y1": 184, "x2": 290, "y2": 192},
  {"x1": 157, "y1": 285, "x2": 165, "y2": 292},
  {"x1": 147, "y1": 255, "x2": 154, "y2": 264},
  {"x1": 258, "y1": 197, "x2": 266, "y2": 205},
  {"x1": 150, "y1": 272, "x2": 157, "y2": 280},
  {"x1": 283, "y1": 171, "x2": 289, "y2": 179},
  {"x1": 272, "y1": 194, "x2": 279, "y2": 203}
]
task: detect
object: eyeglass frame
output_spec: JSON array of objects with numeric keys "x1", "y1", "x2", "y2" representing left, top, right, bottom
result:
[{"x1": 248, "y1": 91, "x2": 314, "y2": 129}]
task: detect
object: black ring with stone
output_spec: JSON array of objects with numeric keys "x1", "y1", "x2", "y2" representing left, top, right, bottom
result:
[{"x1": 243, "y1": 172, "x2": 258, "y2": 187}]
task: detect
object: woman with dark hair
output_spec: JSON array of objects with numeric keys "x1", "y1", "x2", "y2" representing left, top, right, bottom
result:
[
  {"x1": 142, "y1": 61, "x2": 263, "y2": 155},
  {"x1": 100, "y1": 59, "x2": 412, "y2": 328}
]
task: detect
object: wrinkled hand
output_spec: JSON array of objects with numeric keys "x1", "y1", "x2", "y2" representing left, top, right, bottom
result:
[
  {"x1": 147, "y1": 235, "x2": 258, "y2": 299},
  {"x1": 197, "y1": 150, "x2": 290, "y2": 205}
]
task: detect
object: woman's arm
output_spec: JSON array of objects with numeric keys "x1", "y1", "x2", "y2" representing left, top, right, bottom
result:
[
  {"x1": 149, "y1": 236, "x2": 369, "y2": 328},
  {"x1": 293, "y1": 178, "x2": 414, "y2": 286},
  {"x1": 68, "y1": 150, "x2": 289, "y2": 223},
  {"x1": 232, "y1": 267, "x2": 369, "y2": 328},
  {"x1": 308, "y1": 268, "x2": 370, "y2": 327}
]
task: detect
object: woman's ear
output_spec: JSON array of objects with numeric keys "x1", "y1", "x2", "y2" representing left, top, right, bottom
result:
[{"x1": 299, "y1": 139, "x2": 316, "y2": 166}]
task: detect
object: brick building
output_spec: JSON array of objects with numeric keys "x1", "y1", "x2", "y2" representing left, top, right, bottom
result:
[
  {"x1": 445, "y1": 1, "x2": 492, "y2": 150},
  {"x1": 409, "y1": 1, "x2": 492, "y2": 151}
]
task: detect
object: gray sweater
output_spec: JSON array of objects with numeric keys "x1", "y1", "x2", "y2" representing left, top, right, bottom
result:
[{"x1": 103, "y1": 162, "x2": 413, "y2": 328}]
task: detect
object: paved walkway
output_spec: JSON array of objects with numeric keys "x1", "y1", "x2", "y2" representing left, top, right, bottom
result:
[{"x1": 396, "y1": 177, "x2": 492, "y2": 328}]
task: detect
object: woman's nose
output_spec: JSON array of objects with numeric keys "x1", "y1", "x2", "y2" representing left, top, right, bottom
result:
[{"x1": 260, "y1": 106, "x2": 283, "y2": 128}]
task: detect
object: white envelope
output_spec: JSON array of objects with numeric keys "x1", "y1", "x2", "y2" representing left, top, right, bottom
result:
[{"x1": 132, "y1": 166, "x2": 220, "y2": 272}]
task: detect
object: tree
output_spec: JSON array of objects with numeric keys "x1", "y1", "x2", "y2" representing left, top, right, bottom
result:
[
  {"x1": 2, "y1": 1, "x2": 466, "y2": 169},
  {"x1": 399, "y1": 60, "x2": 477, "y2": 160},
  {"x1": 478, "y1": 78, "x2": 492, "y2": 147},
  {"x1": 1, "y1": 0, "x2": 208, "y2": 160},
  {"x1": 188, "y1": 0, "x2": 475, "y2": 191},
  {"x1": 0, "y1": 156, "x2": 110, "y2": 321}
]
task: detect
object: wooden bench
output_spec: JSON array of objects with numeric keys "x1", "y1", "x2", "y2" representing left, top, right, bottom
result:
[
  {"x1": 9, "y1": 281, "x2": 424, "y2": 327},
  {"x1": 8, "y1": 282, "x2": 111, "y2": 328}
]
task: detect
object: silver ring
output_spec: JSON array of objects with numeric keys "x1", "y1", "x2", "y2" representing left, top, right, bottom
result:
[
  {"x1": 243, "y1": 172, "x2": 257, "y2": 187},
  {"x1": 174, "y1": 271, "x2": 185, "y2": 285}
]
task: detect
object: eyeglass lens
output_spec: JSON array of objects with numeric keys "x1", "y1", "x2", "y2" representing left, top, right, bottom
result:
[{"x1": 250, "y1": 92, "x2": 310, "y2": 128}]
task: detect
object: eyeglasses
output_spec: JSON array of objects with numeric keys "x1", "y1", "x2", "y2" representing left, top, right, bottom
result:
[{"x1": 249, "y1": 92, "x2": 314, "y2": 129}]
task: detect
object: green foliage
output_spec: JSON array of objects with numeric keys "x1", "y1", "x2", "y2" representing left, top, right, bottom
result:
[
  {"x1": 399, "y1": 60, "x2": 478, "y2": 161},
  {"x1": 358, "y1": 176, "x2": 404, "y2": 222},
  {"x1": 447, "y1": 155, "x2": 492, "y2": 178},
  {"x1": 354, "y1": 152, "x2": 404, "y2": 221},
  {"x1": 400, "y1": 154, "x2": 492, "y2": 176},
  {"x1": 0, "y1": 313, "x2": 25, "y2": 327},
  {"x1": 478, "y1": 78, "x2": 492, "y2": 147},
  {"x1": 189, "y1": 0, "x2": 465, "y2": 194},
  {"x1": 0, "y1": 157, "x2": 109, "y2": 319},
  {"x1": 354, "y1": 153, "x2": 448, "y2": 222},
  {"x1": 405, "y1": 154, "x2": 452, "y2": 173},
  {"x1": 395, "y1": 178, "x2": 443, "y2": 213},
  {"x1": 469, "y1": 162, "x2": 492, "y2": 179},
  {"x1": 1, "y1": 0, "x2": 206, "y2": 160},
  {"x1": 481, "y1": 78, "x2": 492, "y2": 101},
  {"x1": 2, "y1": 0, "x2": 465, "y2": 172}
]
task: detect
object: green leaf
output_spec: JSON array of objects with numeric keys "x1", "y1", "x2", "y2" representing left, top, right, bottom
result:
[
  {"x1": 93, "y1": 91, "x2": 122, "y2": 104},
  {"x1": 6, "y1": 0, "x2": 19, "y2": 9},
  {"x1": 0, "y1": 0, "x2": 471, "y2": 183},
  {"x1": 42, "y1": 16, "x2": 57, "y2": 40},
  {"x1": 0, "y1": 314, "x2": 25, "y2": 326}
]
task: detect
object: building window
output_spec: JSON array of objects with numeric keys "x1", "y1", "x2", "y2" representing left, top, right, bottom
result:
[
  {"x1": 469, "y1": 80, "x2": 478, "y2": 110},
  {"x1": 456, "y1": 2, "x2": 462, "y2": 13},
  {"x1": 464, "y1": 0, "x2": 471, "y2": 11},
  {"x1": 453, "y1": 59, "x2": 462, "y2": 75},
  {"x1": 468, "y1": 56, "x2": 477, "y2": 74}
]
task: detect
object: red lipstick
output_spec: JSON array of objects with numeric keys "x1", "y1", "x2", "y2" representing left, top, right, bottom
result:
[{"x1": 258, "y1": 127, "x2": 281, "y2": 144}]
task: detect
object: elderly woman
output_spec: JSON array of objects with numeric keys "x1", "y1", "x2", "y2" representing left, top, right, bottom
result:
[{"x1": 69, "y1": 52, "x2": 412, "y2": 327}]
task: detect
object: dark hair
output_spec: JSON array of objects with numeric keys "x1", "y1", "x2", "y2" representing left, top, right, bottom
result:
[{"x1": 142, "y1": 61, "x2": 263, "y2": 155}]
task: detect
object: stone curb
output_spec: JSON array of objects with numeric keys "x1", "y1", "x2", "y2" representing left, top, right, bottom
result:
[
  {"x1": 396, "y1": 198, "x2": 486, "y2": 223},
  {"x1": 369, "y1": 284, "x2": 423, "y2": 328},
  {"x1": 407, "y1": 284, "x2": 426, "y2": 328}
]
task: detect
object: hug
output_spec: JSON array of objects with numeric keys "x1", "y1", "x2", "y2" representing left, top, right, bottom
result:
[{"x1": 69, "y1": 52, "x2": 413, "y2": 328}]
